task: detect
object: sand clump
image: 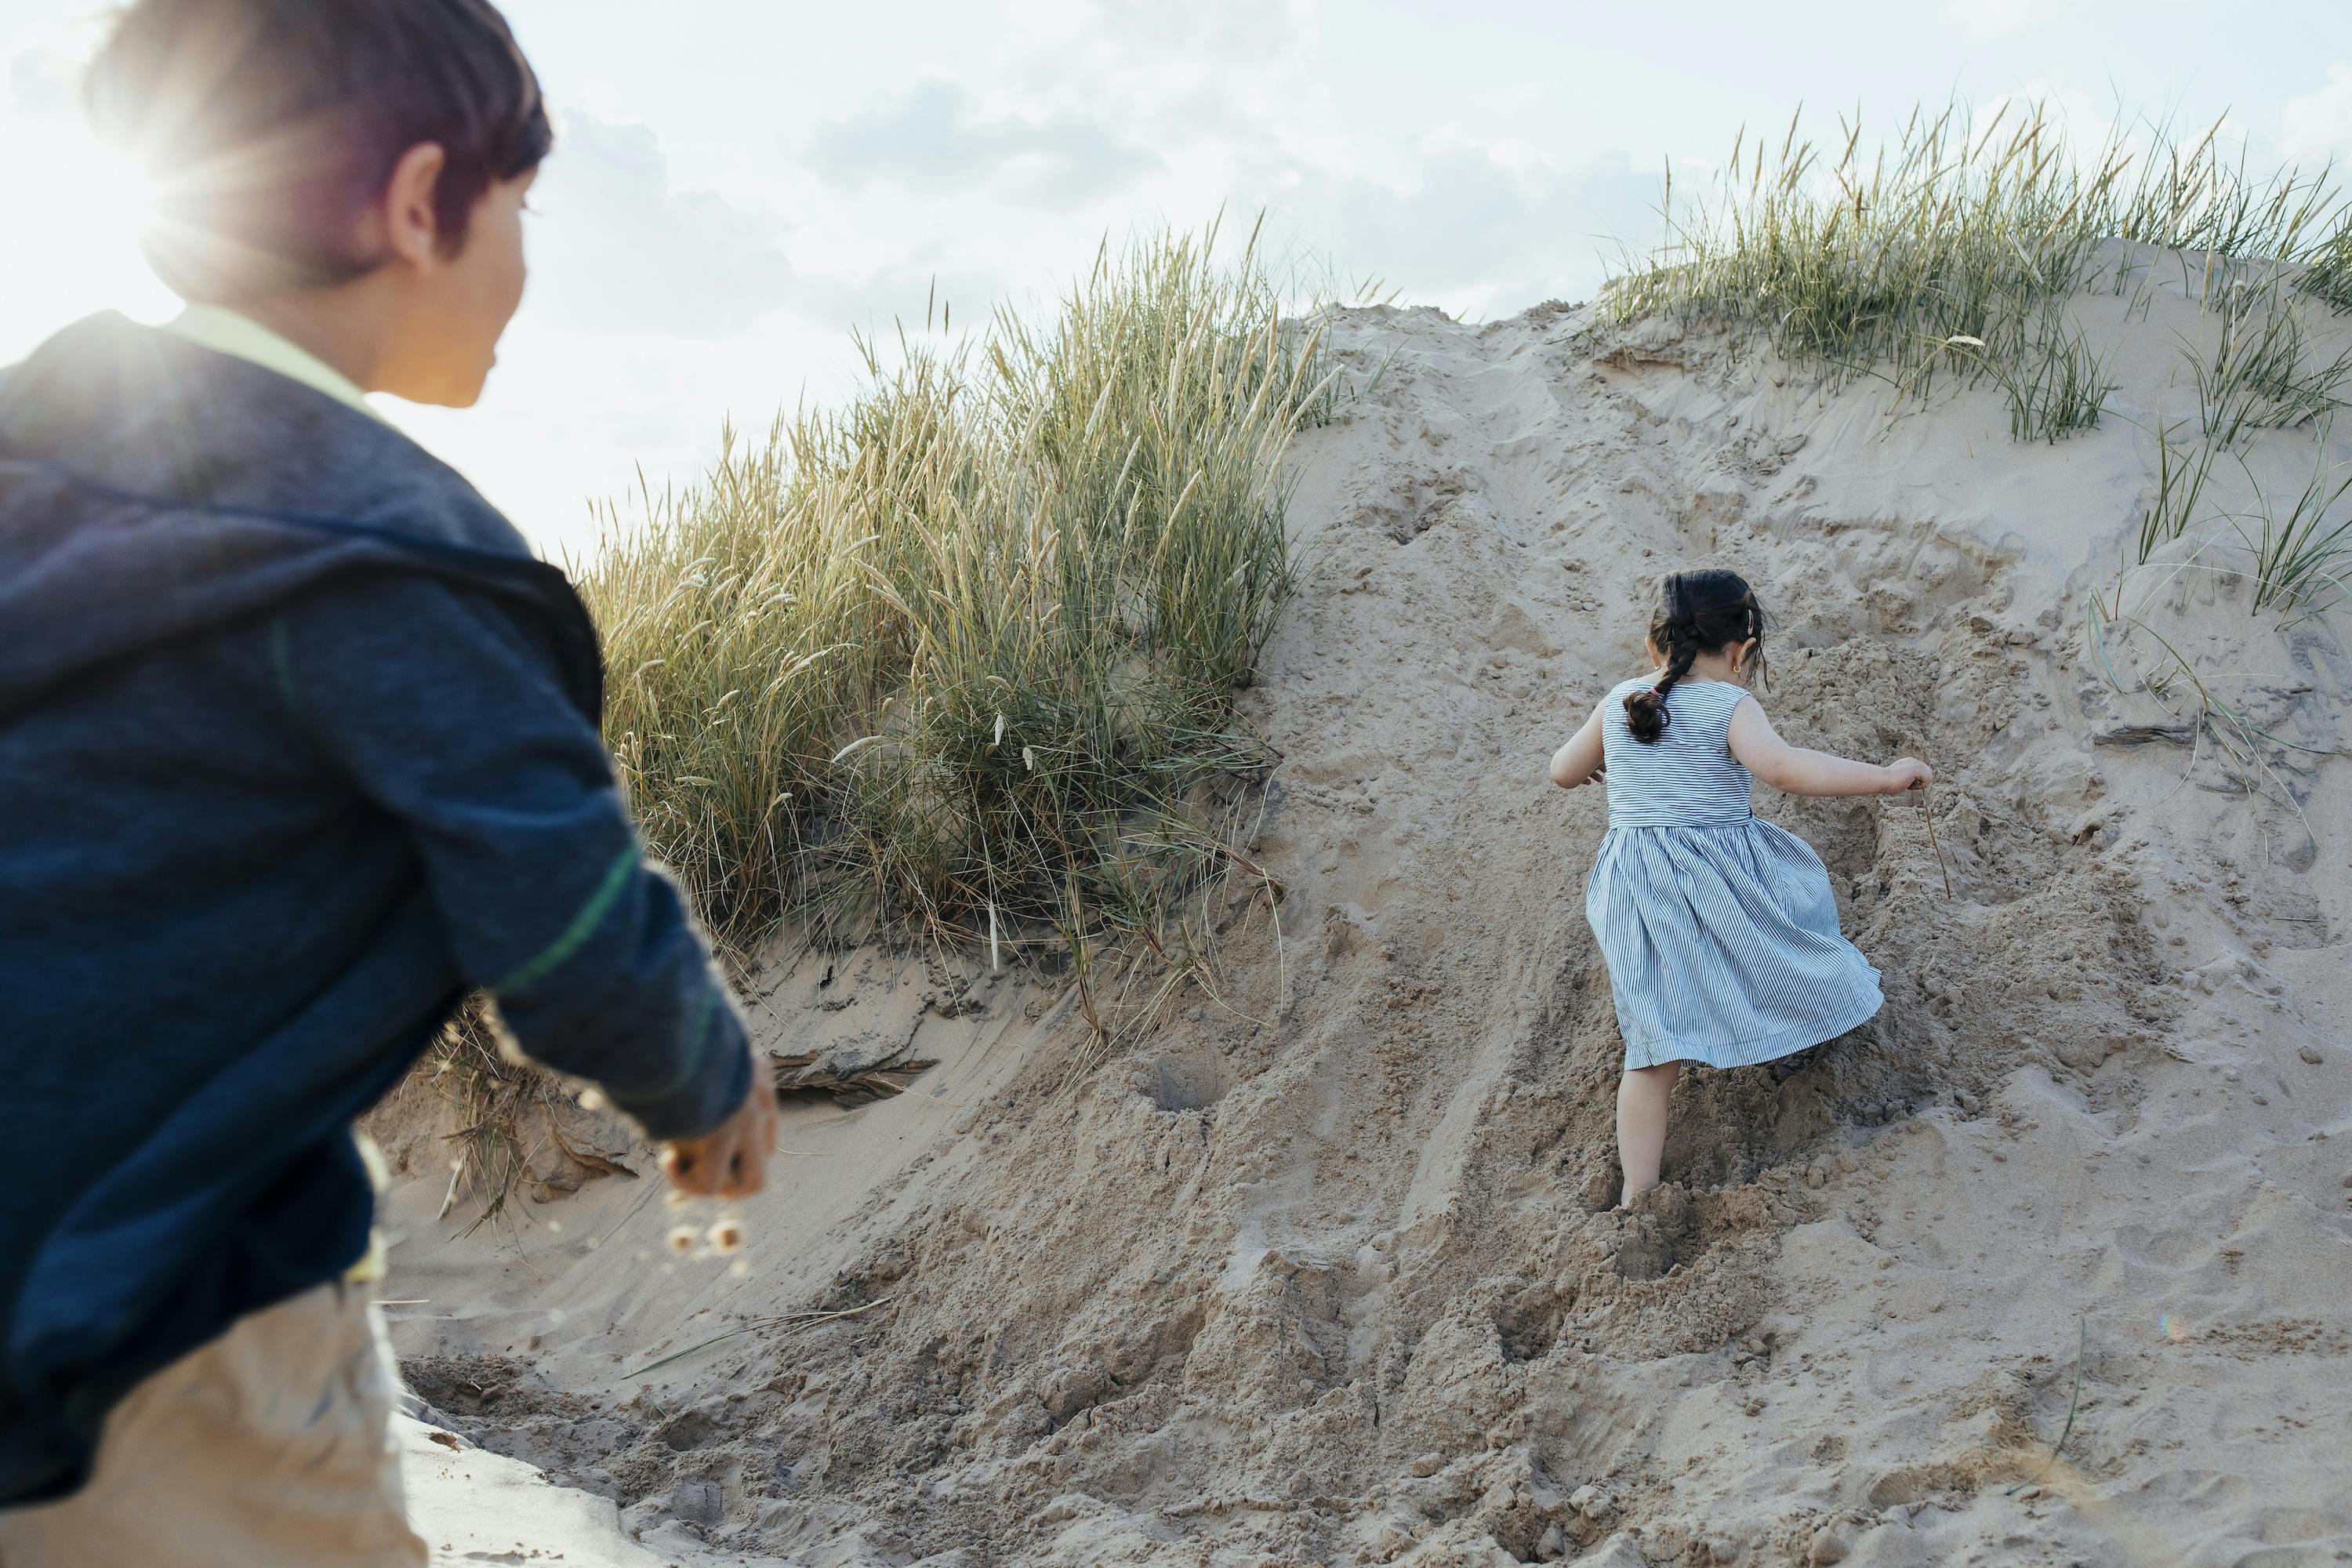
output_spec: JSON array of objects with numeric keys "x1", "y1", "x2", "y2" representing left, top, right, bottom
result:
[{"x1": 377, "y1": 246, "x2": 2351, "y2": 1566}]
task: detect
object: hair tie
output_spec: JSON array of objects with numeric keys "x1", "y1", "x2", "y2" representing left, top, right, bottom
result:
[{"x1": 1650, "y1": 684, "x2": 1668, "y2": 697}]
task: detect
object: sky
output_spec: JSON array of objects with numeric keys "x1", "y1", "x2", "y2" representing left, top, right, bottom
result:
[{"x1": 6, "y1": 0, "x2": 2352, "y2": 560}]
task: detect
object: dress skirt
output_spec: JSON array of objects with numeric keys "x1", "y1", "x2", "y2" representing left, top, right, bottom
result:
[{"x1": 1585, "y1": 816, "x2": 1882, "y2": 1071}]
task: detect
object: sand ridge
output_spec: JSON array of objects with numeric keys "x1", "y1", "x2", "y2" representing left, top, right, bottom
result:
[{"x1": 379, "y1": 248, "x2": 2352, "y2": 1566}]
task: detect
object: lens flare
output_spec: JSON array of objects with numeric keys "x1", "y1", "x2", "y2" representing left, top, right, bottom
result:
[{"x1": 2, "y1": 110, "x2": 176, "y2": 357}]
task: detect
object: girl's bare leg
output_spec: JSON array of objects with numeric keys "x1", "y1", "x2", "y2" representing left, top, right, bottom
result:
[{"x1": 1616, "y1": 1061, "x2": 1681, "y2": 1207}]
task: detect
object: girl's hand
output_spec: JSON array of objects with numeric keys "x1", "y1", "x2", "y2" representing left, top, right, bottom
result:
[{"x1": 1880, "y1": 758, "x2": 1933, "y2": 793}]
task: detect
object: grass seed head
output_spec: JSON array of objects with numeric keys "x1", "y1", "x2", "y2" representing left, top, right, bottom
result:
[
  {"x1": 1601, "y1": 97, "x2": 2343, "y2": 449},
  {"x1": 575, "y1": 222, "x2": 1321, "y2": 967}
]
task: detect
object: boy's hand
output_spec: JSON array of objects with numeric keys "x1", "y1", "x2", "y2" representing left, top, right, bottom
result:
[
  {"x1": 1880, "y1": 757, "x2": 1933, "y2": 793},
  {"x1": 657, "y1": 1050, "x2": 777, "y2": 1199}
]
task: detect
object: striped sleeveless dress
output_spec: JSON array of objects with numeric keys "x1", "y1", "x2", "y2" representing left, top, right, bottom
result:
[{"x1": 1586, "y1": 676, "x2": 1882, "y2": 1070}]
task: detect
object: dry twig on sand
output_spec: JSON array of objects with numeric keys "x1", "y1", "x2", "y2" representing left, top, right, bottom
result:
[
  {"x1": 626, "y1": 1296, "x2": 898, "y2": 1379},
  {"x1": 1918, "y1": 787, "x2": 1955, "y2": 900}
]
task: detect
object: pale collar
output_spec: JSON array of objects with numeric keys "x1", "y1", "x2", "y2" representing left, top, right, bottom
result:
[{"x1": 162, "y1": 303, "x2": 383, "y2": 423}]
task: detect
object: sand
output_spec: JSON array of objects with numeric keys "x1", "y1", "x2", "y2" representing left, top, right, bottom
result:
[{"x1": 374, "y1": 240, "x2": 2352, "y2": 1566}]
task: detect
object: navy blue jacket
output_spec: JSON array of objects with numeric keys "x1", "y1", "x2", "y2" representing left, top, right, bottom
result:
[{"x1": 0, "y1": 314, "x2": 752, "y2": 1504}]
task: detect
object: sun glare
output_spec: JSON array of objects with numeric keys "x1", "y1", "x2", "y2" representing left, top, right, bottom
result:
[{"x1": 0, "y1": 87, "x2": 178, "y2": 365}]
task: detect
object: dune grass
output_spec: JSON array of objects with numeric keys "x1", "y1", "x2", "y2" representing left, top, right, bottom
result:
[
  {"x1": 2183, "y1": 266, "x2": 2352, "y2": 447},
  {"x1": 2232, "y1": 423, "x2": 2352, "y2": 616},
  {"x1": 1599, "y1": 97, "x2": 2352, "y2": 622},
  {"x1": 418, "y1": 993, "x2": 562, "y2": 1231},
  {"x1": 1599, "y1": 101, "x2": 2343, "y2": 441},
  {"x1": 426, "y1": 225, "x2": 1326, "y2": 1213},
  {"x1": 1989, "y1": 309, "x2": 2111, "y2": 445},
  {"x1": 2143, "y1": 285, "x2": 2352, "y2": 618},
  {"x1": 581, "y1": 221, "x2": 1329, "y2": 967},
  {"x1": 2084, "y1": 575, "x2": 2343, "y2": 826},
  {"x1": 2299, "y1": 214, "x2": 2352, "y2": 314},
  {"x1": 2140, "y1": 419, "x2": 2221, "y2": 563}
]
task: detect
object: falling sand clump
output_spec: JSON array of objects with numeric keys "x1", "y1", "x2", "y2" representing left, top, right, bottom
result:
[{"x1": 376, "y1": 249, "x2": 2352, "y2": 1566}]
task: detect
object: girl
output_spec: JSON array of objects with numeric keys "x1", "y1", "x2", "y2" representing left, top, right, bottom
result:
[{"x1": 1547, "y1": 569, "x2": 1930, "y2": 1208}]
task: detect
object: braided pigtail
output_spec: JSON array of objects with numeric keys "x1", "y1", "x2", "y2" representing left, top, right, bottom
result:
[
  {"x1": 1624, "y1": 568, "x2": 1765, "y2": 743},
  {"x1": 1624, "y1": 634, "x2": 1696, "y2": 742}
]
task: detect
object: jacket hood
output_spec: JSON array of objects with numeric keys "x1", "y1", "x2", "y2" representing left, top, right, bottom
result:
[{"x1": 0, "y1": 312, "x2": 601, "y2": 721}]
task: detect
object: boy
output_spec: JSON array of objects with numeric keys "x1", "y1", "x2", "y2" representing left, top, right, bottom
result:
[{"x1": 0, "y1": 2, "x2": 775, "y2": 1563}]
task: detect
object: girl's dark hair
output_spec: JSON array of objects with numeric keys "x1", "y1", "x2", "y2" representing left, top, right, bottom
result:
[
  {"x1": 1624, "y1": 569, "x2": 1766, "y2": 743},
  {"x1": 84, "y1": 0, "x2": 552, "y2": 300}
]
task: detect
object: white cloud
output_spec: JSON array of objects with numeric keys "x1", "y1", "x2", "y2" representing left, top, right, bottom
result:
[
  {"x1": 1969, "y1": 80, "x2": 2141, "y2": 170},
  {"x1": 1940, "y1": 0, "x2": 2043, "y2": 39},
  {"x1": 2282, "y1": 63, "x2": 2352, "y2": 158},
  {"x1": 1259, "y1": 143, "x2": 1665, "y2": 318},
  {"x1": 1474, "y1": 83, "x2": 1545, "y2": 114},
  {"x1": 808, "y1": 79, "x2": 1163, "y2": 209},
  {"x1": 24, "y1": 0, "x2": 2332, "y2": 555},
  {"x1": 528, "y1": 114, "x2": 795, "y2": 339},
  {"x1": 5, "y1": 43, "x2": 74, "y2": 118},
  {"x1": 3, "y1": 7, "x2": 113, "y2": 120},
  {"x1": 800, "y1": 254, "x2": 1009, "y2": 340}
]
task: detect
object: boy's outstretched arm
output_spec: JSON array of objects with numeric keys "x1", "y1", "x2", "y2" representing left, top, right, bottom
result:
[
  {"x1": 1548, "y1": 702, "x2": 1607, "y2": 789},
  {"x1": 1728, "y1": 695, "x2": 1930, "y2": 797},
  {"x1": 273, "y1": 572, "x2": 772, "y2": 1191}
]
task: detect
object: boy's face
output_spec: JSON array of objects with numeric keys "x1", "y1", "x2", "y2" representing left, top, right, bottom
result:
[{"x1": 372, "y1": 163, "x2": 535, "y2": 408}]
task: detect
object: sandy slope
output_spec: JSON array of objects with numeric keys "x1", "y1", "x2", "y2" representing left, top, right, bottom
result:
[{"x1": 382, "y1": 243, "x2": 2352, "y2": 1567}]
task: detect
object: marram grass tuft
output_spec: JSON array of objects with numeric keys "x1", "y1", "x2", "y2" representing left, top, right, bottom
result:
[
  {"x1": 1601, "y1": 101, "x2": 2344, "y2": 438},
  {"x1": 579, "y1": 223, "x2": 1331, "y2": 965}
]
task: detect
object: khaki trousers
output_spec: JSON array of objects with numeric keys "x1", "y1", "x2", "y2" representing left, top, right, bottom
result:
[{"x1": 0, "y1": 1281, "x2": 427, "y2": 1568}]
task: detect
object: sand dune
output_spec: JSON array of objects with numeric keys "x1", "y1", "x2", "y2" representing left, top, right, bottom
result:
[{"x1": 379, "y1": 246, "x2": 2352, "y2": 1566}]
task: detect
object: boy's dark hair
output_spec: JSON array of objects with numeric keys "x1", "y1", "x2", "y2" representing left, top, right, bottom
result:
[
  {"x1": 84, "y1": 0, "x2": 551, "y2": 300},
  {"x1": 1625, "y1": 568, "x2": 1766, "y2": 743}
]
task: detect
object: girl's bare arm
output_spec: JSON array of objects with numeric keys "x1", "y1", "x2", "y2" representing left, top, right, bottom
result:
[
  {"x1": 1728, "y1": 695, "x2": 1930, "y2": 797},
  {"x1": 1548, "y1": 702, "x2": 1607, "y2": 789}
]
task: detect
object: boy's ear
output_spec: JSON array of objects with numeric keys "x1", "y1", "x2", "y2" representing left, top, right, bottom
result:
[{"x1": 379, "y1": 143, "x2": 452, "y2": 271}]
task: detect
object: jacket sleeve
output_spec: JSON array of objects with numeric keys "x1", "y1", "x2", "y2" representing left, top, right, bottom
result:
[{"x1": 270, "y1": 570, "x2": 752, "y2": 1141}]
